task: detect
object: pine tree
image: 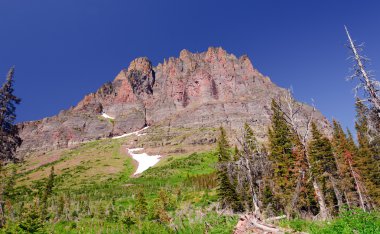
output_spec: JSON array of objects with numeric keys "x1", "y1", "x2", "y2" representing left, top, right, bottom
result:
[
  {"x1": 0, "y1": 67, "x2": 21, "y2": 228},
  {"x1": 355, "y1": 100, "x2": 380, "y2": 205},
  {"x1": 0, "y1": 67, "x2": 21, "y2": 164},
  {"x1": 268, "y1": 99, "x2": 297, "y2": 214},
  {"x1": 135, "y1": 191, "x2": 147, "y2": 218},
  {"x1": 238, "y1": 123, "x2": 271, "y2": 215},
  {"x1": 41, "y1": 166, "x2": 55, "y2": 218},
  {"x1": 233, "y1": 145, "x2": 240, "y2": 161},
  {"x1": 216, "y1": 127, "x2": 243, "y2": 212},
  {"x1": 290, "y1": 135, "x2": 315, "y2": 216},
  {"x1": 344, "y1": 129, "x2": 373, "y2": 211},
  {"x1": 331, "y1": 120, "x2": 354, "y2": 209},
  {"x1": 309, "y1": 123, "x2": 341, "y2": 215},
  {"x1": 2, "y1": 165, "x2": 16, "y2": 201},
  {"x1": 18, "y1": 205, "x2": 45, "y2": 233}
]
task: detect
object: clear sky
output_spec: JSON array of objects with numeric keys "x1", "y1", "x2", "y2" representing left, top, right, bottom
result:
[{"x1": 1, "y1": 0, "x2": 380, "y2": 133}]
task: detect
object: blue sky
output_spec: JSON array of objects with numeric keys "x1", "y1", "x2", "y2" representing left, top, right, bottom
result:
[{"x1": 1, "y1": 0, "x2": 380, "y2": 133}]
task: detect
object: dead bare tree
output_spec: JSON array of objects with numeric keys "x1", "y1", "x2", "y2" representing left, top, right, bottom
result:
[{"x1": 345, "y1": 26, "x2": 380, "y2": 117}]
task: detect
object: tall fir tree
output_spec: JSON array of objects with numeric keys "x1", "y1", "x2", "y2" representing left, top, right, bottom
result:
[
  {"x1": 238, "y1": 123, "x2": 272, "y2": 214},
  {"x1": 216, "y1": 127, "x2": 243, "y2": 212},
  {"x1": 308, "y1": 123, "x2": 341, "y2": 215},
  {"x1": 331, "y1": 120, "x2": 355, "y2": 208},
  {"x1": 135, "y1": 191, "x2": 147, "y2": 218},
  {"x1": 41, "y1": 166, "x2": 55, "y2": 218},
  {"x1": 354, "y1": 100, "x2": 380, "y2": 205},
  {"x1": 268, "y1": 99, "x2": 297, "y2": 215},
  {"x1": 0, "y1": 67, "x2": 21, "y2": 164},
  {"x1": 345, "y1": 128, "x2": 373, "y2": 210},
  {"x1": 0, "y1": 67, "x2": 21, "y2": 228},
  {"x1": 290, "y1": 134, "x2": 316, "y2": 216}
]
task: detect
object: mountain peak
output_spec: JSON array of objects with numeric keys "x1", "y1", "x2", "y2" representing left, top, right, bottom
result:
[
  {"x1": 17, "y1": 48, "x2": 331, "y2": 155},
  {"x1": 127, "y1": 57, "x2": 152, "y2": 74}
]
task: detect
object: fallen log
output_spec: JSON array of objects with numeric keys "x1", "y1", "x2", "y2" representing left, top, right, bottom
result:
[
  {"x1": 250, "y1": 217, "x2": 284, "y2": 233},
  {"x1": 234, "y1": 214, "x2": 285, "y2": 234},
  {"x1": 265, "y1": 215, "x2": 287, "y2": 222}
]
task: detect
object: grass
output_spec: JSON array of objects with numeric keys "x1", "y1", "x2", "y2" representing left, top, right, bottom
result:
[
  {"x1": 2, "y1": 138, "x2": 237, "y2": 233},
  {"x1": 280, "y1": 209, "x2": 380, "y2": 234},
  {"x1": 5, "y1": 134, "x2": 378, "y2": 233},
  {"x1": 15, "y1": 139, "x2": 132, "y2": 190}
]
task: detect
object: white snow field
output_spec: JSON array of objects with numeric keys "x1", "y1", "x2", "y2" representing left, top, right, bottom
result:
[
  {"x1": 101, "y1": 112, "x2": 115, "y2": 120},
  {"x1": 127, "y1": 148, "x2": 161, "y2": 175},
  {"x1": 112, "y1": 126, "x2": 149, "y2": 139}
]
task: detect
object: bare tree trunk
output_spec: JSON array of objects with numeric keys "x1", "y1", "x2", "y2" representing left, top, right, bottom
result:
[
  {"x1": 348, "y1": 158, "x2": 368, "y2": 211},
  {"x1": 344, "y1": 191, "x2": 352, "y2": 210},
  {"x1": 243, "y1": 158, "x2": 261, "y2": 216},
  {"x1": 290, "y1": 171, "x2": 304, "y2": 213},
  {"x1": 312, "y1": 179, "x2": 329, "y2": 220},
  {"x1": 328, "y1": 175, "x2": 344, "y2": 212}
]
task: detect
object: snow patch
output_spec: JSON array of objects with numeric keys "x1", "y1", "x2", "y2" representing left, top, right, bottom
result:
[
  {"x1": 127, "y1": 148, "x2": 161, "y2": 175},
  {"x1": 112, "y1": 126, "x2": 149, "y2": 139},
  {"x1": 101, "y1": 112, "x2": 115, "y2": 120}
]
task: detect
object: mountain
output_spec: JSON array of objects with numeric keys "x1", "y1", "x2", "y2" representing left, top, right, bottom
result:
[{"x1": 17, "y1": 47, "x2": 330, "y2": 156}]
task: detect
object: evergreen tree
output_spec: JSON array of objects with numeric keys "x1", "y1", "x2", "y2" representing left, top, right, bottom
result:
[
  {"x1": 121, "y1": 209, "x2": 136, "y2": 230},
  {"x1": 135, "y1": 191, "x2": 147, "y2": 218},
  {"x1": 346, "y1": 129, "x2": 357, "y2": 155},
  {"x1": 344, "y1": 128, "x2": 373, "y2": 211},
  {"x1": 331, "y1": 120, "x2": 354, "y2": 208},
  {"x1": 239, "y1": 123, "x2": 271, "y2": 215},
  {"x1": 2, "y1": 165, "x2": 16, "y2": 201},
  {"x1": 290, "y1": 135, "x2": 315, "y2": 216},
  {"x1": 233, "y1": 145, "x2": 240, "y2": 161},
  {"x1": 0, "y1": 68, "x2": 21, "y2": 228},
  {"x1": 216, "y1": 127, "x2": 243, "y2": 212},
  {"x1": 0, "y1": 67, "x2": 21, "y2": 164},
  {"x1": 41, "y1": 166, "x2": 55, "y2": 218},
  {"x1": 18, "y1": 205, "x2": 45, "y2": 233},
  {"x1": 268, "y1": 99, "x2": 297, "y2": 214},
  {"x1": 354, "y1": 100, "x2": 380, "y2": 205},
  {"x1": 309, "y1": 123, "x2": 341, "y2": 214}
]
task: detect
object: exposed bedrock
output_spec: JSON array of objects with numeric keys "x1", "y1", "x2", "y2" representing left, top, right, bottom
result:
[{"x1": 18, "y1": 47, "x2": 331, "y2": 156}]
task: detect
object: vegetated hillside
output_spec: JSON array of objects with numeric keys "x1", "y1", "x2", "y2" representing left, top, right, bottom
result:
[
  {"x1": 17, "y1": 47, "x2": 330, "y2": 157},
  {"x1": 5, "y1": 134, "x2": 238, "y2": 233},
  {"x1": 5, "y1": 125, "x2": 379, "y2": 234}
]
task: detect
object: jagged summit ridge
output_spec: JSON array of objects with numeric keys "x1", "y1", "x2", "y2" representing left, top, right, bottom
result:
[{"x1": 17, "y1": 47, "x2": 330, "y2": 155}]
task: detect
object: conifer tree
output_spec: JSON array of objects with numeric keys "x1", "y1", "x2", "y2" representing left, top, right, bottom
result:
[
  {"x1": 268, "y1": 100, "x2": 296, "y2": 214},
  {"x1": 290, "y1": 135, "x2": 314, "y2": 216},
  {"x1": 273, "y1": 93, "x2": 326, "y2": 218},
  {"x1": 238, "y1": 123, "x2": 271, "y2": 215},
  {"x1": 41, "y1": 166, "x2": 55, "y2": 218},
  {"x1": 0, "y1": 67, "x2": 21, "y2": 164},
  {"x1": 354, "y1": 100, "x2": 380, "y2": 205},
  {"x1": 2, "y1": 165, "x2": 16, "y2": 201},
  {"x1": 344, "y1": 129, "x2": 373, "y2": 211},
  {"x1": 135, "y1": 191, "x2": 147, "y2": 218},
  {"x1": 346, "y1": 129, "x2": 357, "y2": 156},
  {"x1": 233, "y1": 145, "x2": 240, "y2": 161},
  {"x1": 216, "y1": 127, "x2": 243, "y2": 212},
  {"x1": 309, "y1": 123, "x2": 341, "y2": 215},
  {"x1": 331, "y1": 120, "x2": 354, "y2": 208},
  {"x1": 0, "y1": 68, "x2": 21, "y2": 228}
]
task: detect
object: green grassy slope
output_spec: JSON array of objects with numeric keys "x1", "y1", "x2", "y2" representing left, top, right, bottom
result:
[{"x1": 2, "y1": 138, "x2": 237, "y2": 233}]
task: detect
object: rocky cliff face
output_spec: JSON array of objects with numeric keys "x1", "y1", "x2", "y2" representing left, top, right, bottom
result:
[{"x1": 18, "y1": 47, "x2": 331, "y2": 156}]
